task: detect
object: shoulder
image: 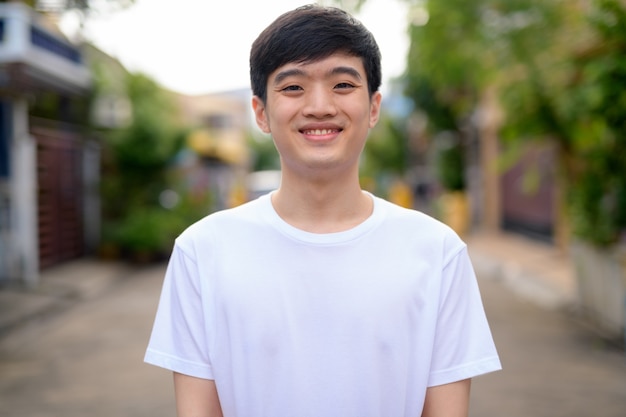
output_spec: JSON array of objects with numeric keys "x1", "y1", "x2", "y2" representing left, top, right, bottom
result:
[
  {"x1": 375, "y1": 196, "x2": 454, "y2": 236},
  {"x1": 374, "y1": 196, "x2": 467, "y2": 263},
  {"x1": 175, "y1": 195, "x2": 269, "y2": 255}
]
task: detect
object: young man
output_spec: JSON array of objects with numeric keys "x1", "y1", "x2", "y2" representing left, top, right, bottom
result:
[{"x1": 145, "y1": 5, "x2": 501, "y2": 417}]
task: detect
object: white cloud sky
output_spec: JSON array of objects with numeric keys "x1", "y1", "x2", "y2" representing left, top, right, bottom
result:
[{"x1": 63, "y1": 0, "x2": 409, "y2": 95}]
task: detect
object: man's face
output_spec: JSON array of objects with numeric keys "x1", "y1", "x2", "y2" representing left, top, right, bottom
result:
[{"x1": 252, "y1": 52, "x2": 382, "y2": 179}]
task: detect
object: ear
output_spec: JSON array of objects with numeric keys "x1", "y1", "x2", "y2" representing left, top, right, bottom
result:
[
  {"x1": 368, "y1": 91, "x2": 382, "y2": 128},
  {"x1": 252, "y1": 96, "x2": 271, "y2": 133}
]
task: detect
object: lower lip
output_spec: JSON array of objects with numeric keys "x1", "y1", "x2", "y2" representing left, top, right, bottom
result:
[{"x1": 301, "y1": 131, "x2": 341, "y2": 142}]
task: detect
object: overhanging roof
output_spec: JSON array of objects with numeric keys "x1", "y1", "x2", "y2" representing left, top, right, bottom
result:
[{"x1": 0, "y1": 3, "x2": 91, "y2": 95}]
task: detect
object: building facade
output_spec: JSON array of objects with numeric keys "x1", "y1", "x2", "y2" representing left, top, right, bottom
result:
[{"x1": 0, "y1": 3, "x2": 94, "y2": 286}]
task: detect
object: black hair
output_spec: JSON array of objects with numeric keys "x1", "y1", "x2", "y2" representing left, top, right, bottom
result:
[{"x1": 250, "y1": 4, "x2": 382, "y2": 102}]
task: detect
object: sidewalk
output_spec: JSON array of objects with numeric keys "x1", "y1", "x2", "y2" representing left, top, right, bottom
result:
[
  {"x1": 0, "y1": 259, "x2": 131, "y2": 336},
  {"x1": 0, "y1": 231, "x2": 577, "y2": 336},
  {"x1": 467, "y1": 231, "x2": 576, "y2": 311}
]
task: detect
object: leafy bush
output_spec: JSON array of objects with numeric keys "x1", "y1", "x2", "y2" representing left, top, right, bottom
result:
[
  {"x1": 435, "y1": 134, "x2": 466, "y2": 192},
  {"x1": 98, "y1": 72, "x2": 197, "y2": 260},
  {"x1": 113, "y1": 208, "x2": 176, "y2": 256},
  {"x1": 103, "y1": 190, "x2": 212, "y2": 260},
  {"x1": 569, "y1": 162, "x2": 626, "y2": 247},
  {"x1": 566, "y1": 0, "x2": 626, "y2": 247}
]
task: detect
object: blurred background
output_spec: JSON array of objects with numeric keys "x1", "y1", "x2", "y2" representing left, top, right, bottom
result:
[{"x1": 0, "y1": 0, "x2": 625, "y2": 415}]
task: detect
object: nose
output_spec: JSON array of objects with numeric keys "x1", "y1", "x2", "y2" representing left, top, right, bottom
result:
[{"x1": 302, "y1": 87, "x2": 337, "y2": 118}]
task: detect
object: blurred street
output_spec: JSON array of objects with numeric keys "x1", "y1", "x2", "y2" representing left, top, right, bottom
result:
[
  {"x1": 471, "y1": 272, "x2": 626, "y2": 417},
  {"x1": 0, "y1": 234, "x2": 625, "y2": 417},
  {"x1": 1, "y1": 2, "x2": 624, "y2": 416},
  {"x1": 0, "y1": 262, "x2": 175, "y2": 417}
]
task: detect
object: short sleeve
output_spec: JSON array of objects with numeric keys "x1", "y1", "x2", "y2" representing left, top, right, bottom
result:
[
  {"x1": 427, "y1": 246, "x2": 501, "y2": 386},
  {"x1": 144, "y1": 244, "x2": 215, "y2": 379}
]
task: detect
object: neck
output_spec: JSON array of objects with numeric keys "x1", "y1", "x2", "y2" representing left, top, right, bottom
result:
[{"x1": 271, "y1": 172, "x2": 372, "y2": 233}]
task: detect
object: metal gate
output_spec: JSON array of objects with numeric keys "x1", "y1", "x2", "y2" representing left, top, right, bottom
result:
[
  {"x1": 33, "y1": 126, "x2": 84, "y2": 269},
  {"x1": 500, "y1": 143, "x2": 556, "y2": 242}
]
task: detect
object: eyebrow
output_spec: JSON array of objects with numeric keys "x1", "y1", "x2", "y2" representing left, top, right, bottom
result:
[{"x1": 272, "y1": 66, "x2": 363, "y2": 85}]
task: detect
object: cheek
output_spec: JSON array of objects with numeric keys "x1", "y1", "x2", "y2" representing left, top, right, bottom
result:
[
  {"x1": 270, "y1": 101, "x2": 296, "y2": 120},
  {"x1": 341, "y1": 98, "x2": 375, "y2": 125},
  {"x1": 269, "y1": 106, "x2": 303, "y2": 139}
]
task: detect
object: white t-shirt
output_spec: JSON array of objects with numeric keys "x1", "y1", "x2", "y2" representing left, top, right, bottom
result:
[{"x1": 145, "y1": 193, "x2": 501, "y2": 417}]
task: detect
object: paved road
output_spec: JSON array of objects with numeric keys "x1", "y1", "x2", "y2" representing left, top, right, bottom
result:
[
  {"x1": 0, "y1": 263, "x2": 625, "y2": 416},
  {"x1": 0, "y1": 264, "x2": 175, "y2": 417},
  {"x1": 471, "y1": 275, "x2": 626, "y2": 417}
]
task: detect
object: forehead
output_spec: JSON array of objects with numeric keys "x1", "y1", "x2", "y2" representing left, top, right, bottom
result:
[{"x1": 269, "y1": 53, "x2": 366, "y2": 84}]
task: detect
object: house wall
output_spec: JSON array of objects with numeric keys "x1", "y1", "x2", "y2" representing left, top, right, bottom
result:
[
  {"x1": 10, "y1": 98, "x2": 38, "y2": 287},
  {"x1": 0, "y1": 3, "x2": 97, "y2": 286},
  {"x1": 0, "y1": 99, "x2": 14, "y2": 282}
]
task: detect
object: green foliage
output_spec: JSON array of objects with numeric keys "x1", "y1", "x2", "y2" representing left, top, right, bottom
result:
[
  {"x1": 565, "y1": 0, "x2": 626, "y2": 246},
  {"x1": 405, "y1": 1, "x2": 483, "y2": 132},
  {"x1": 28, "y1": 91, "x2": 90, "y2": 125},
  {"x1": 498, "y1": 0, "x2": 626, "y2": 246},
  {"x1": 248, "y1": 134, "x2": 280, "y2": 172},
  {"x1": 569, "y1": 148, "x2": 626, "y2": 247},
  {"x1": 408, "y1": 0, "x2": 569, "y2": 133},
  {"x1": 109, "y1": 207, "x2": 178, "y2": 255},
  {"x1": 435, "y1": 133, "x2": 466, "y2": 192},
  {"x1": 101, "y1": 73, "x2": 181, "y2": 213},
  {"x1": 412, "y1": 0, "x2": 490, "y2": 88},
  {"x1": 361, "y1": 115, "x2": 408, "y2": 178},
  {"x1": 105, "y1": 191, "x2": 211, "y2": 259},
  {"x1": 399, "y1": 0, "x2": 625, "y2": 246},
  {"x1": 99, "y1": 72, "x2": 200, "y2": 259},
  {"x1": 404, "y1": 74, "x2": 457, "y2": 132}
]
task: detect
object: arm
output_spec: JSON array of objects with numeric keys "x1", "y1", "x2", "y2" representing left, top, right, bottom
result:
[
  {"x1": 173, "y1": 372, "x2": 223, "y2": 417},
  {"x1": 421, "y1": 378, "x2": 471, "y2": 417}
]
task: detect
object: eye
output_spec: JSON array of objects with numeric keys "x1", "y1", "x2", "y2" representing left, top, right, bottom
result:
[
  {"x1": 334, "y1": 82, "x2": 356, "y2": 91},
  {"x1": 281, "y1": 85, "x2": 303, "y2": 92}
]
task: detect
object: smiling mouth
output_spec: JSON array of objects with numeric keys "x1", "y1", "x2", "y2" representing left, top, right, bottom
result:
[{"x1": 301, "y1": 128, "x2": 341, "y2": 135}]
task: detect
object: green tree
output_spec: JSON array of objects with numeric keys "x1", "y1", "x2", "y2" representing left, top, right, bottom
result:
[
  {"x1": 564, "y1": 0, "x2": 626, "y2": 246},
  {"x1": 404, "y1": 1, "x2": 490, "y2": 192},
  {"x1": 362, "y1": 115, "x2": 408, "y2": 178},
  {"x1": 99, "y1": 72, "x2": 202, "y2": 259},
  {"x1": 403, "y1": 0, "x2": 626, "y2": 246},
  {"x1": 102, "y1": 73, "x2": 181, "y2": 211},
  {"x1": 493, "y1": 0, "x2": 626, "y2": 246},
  {"x1": 405, "y1": 0, "x2": 570, "y2": 181},
  {"x1": 248, "y1": 134, "x2": 280, "y2": 172}
]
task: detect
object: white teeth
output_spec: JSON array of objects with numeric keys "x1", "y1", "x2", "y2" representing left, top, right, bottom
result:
[{"x1": 305, "y1": 129, "x2": 334, "y2": 135}]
